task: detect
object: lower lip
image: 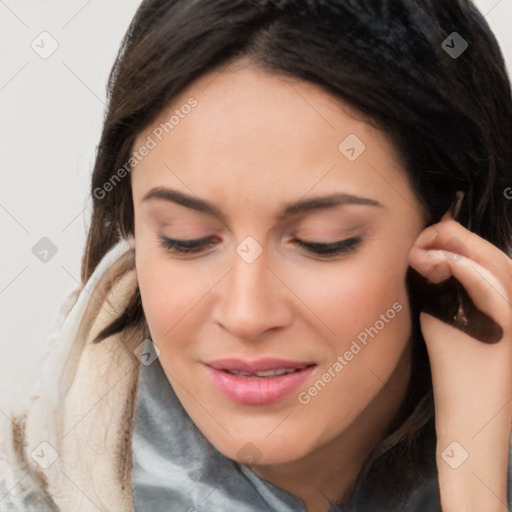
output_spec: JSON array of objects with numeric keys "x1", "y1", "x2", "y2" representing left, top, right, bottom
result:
[{"x1": 205, "y1": 365, "x2": 317, "y2": 405}]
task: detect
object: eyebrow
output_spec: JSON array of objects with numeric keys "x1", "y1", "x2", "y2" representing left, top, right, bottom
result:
[{"x1": 142, "y1": 186, "x2": 384, "y2": 223}]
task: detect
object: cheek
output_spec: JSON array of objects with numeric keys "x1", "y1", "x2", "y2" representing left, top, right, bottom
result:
[
  {"x1": 291, "y1": 256, "x2": 410, "y2": 343},
  {"x1": 135, "y1": 245, "x2": 224, "y2": 349},
  {"x1": 292, "y1": 265, "x2": 412, "y2": 442}
]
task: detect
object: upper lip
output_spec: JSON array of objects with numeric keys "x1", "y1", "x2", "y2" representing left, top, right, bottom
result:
[{"x1": 204, "y1": 358, "x2": 316, "y2": 372}]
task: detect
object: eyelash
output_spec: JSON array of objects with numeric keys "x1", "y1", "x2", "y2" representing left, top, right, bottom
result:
[{"x1": 158, "y1": 235, "x2": 362, "y2": 259}]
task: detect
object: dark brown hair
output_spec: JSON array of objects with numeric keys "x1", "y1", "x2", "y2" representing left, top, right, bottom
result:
[{"x1": 81, "y1": 1, "x2": 512, "y2": 510}]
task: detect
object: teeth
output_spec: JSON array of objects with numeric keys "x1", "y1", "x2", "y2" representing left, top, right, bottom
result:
[{"x1": 225, "y1": 367, "x2": 305, "y2": 377}]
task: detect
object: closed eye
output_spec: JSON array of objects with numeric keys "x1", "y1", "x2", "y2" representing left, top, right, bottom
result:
[
  {"x1": 293, "y1": 236, "x2": 362, "y2": 257},
  {"x1": 158, "y1": 235, "x2": 215, "y2": 254},
  {"x1": 158, "y1": 234, "x2": 362, "y2": 259}
]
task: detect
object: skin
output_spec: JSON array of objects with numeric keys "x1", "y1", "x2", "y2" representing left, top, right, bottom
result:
[{"x1": 130, "y1": 61, "x2": 512, "y2": 511}]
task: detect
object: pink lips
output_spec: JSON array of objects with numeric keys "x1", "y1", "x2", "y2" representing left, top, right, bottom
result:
[{"x1": 205, "y1": 358, "x2": 317, "y2": 405}]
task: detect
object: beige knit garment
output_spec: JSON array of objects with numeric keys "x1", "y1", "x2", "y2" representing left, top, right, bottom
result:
[{"x1": 1, "y1": 241, "x2": 142, "y2": 512}]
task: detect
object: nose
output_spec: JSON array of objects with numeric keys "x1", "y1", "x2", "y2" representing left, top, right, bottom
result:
[{"x1": 213, "y1": 248, "x2": 293, "y2": 341}]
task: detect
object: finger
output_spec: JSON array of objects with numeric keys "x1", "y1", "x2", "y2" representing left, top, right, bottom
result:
[
  {"x1": 410, "y1": 248, "x2": 511, "y2": 329},
  {"x1": 412, "y1": 220, "x2": 512, "y2": 287}
]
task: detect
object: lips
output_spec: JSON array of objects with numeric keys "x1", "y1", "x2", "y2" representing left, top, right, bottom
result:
[{"x1": 204, "y1": 358, "x2": 317, "y2": 405}]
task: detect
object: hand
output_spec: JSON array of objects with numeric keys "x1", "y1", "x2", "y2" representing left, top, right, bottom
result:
[{"x1": 408, "y1": 209, "x2": 512, "y2": 512}]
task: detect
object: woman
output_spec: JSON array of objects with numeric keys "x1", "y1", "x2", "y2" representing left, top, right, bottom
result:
[{"x1": 1, "y1": 0, "x2": 512, "y2": 511}]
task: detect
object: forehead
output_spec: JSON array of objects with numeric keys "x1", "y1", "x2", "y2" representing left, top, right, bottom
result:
[
  {"x1": 130, "y1": 63, "x2": 416, "y2": 218},
  {"x1": 141, "y1": 62, "x2": 378, "y2": 153}
]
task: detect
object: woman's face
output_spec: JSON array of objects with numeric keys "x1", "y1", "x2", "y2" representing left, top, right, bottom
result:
[{"x1": 131, "y1": 62, "x2": 428, "y2": 468}]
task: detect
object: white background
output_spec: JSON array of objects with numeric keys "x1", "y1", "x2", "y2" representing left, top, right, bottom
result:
[{"x1": 1, "y1": 0, "x2": 512, "y2": 414}]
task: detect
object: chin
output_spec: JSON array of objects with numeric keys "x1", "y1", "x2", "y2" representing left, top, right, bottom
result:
[{"x1": 204, "y1": 426, "x2": 319, "y2": 467}]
